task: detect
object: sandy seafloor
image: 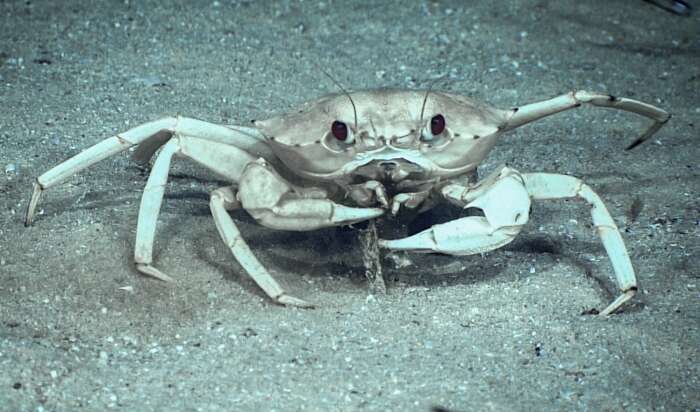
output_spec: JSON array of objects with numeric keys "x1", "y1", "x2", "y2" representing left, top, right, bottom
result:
[{"x1": 0, "y1": 1, "x2": 698, "y2": 411}]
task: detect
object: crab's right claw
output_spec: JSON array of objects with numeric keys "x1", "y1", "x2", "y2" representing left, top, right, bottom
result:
[
  {"x1": 331, "y1": 203, "x2": 385, "y2": 225},
  {"x1": 238, "y1": 160, "x2": 385, "y2": 230},
  {"x1": 248, "y1": 198, "x2": 384, "y2": 231}
]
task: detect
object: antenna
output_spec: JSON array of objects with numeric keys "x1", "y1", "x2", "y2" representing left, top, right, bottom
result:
[
  {"x1": 419, "y1": 74, "x2": 448, "y2": 124},
  {"x1": 318, "y1": 67, "x2": 358, "y2": 130}
]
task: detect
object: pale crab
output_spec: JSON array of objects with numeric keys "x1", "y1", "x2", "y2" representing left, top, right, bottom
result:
[{"x1": 25, "y1": 89, "x2": 669, "y2": 315}]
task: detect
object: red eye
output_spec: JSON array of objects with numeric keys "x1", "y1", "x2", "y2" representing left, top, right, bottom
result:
[
  {"x1": 331, "y1": 120, "x2": 348, "y2": 141},
  {"x1": 430, "y1": 114, "x2": 446, "y2": 136}
]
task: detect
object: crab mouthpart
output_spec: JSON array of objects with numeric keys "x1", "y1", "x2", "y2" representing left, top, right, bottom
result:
[{"x1": 354, "y1": 159, "x2": 424, "y2": 183}]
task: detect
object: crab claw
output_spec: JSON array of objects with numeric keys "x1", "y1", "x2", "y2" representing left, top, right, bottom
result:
[
  {"x1": 331, "y1": 203, "x2": 385, "y2": 225},
  {"x1": 380, "y1": 168, "x2": 529, "y2": 255},
  {"x1": 378, "y1": 216, "x2": 521, "y2": 255},
  {"x1": 239, "y1": 159, "x2": 385, "y2": 230},
  {"x1": 243, "y1": 197, "x2": 385, "y2": 231}
]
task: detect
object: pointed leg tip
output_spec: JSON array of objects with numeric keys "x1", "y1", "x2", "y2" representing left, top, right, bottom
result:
[
  {"x1": 136, "y1": 263, "x2": 175, "y2": 282},
  {"x1": 25, "y1": 182, "x2": 43, "y2": 226},
  {"x1": 598, "y1": 289, "x2": 636, "y2": 317},
  {"x1": 625, "y1": 138, "x2": 644, "y2": 151},
  {"x1": 24, "y1": 207, "x2": 38, "y2": 226},
  {"x1": 276, "y1": 294, "x2": 315, "y2": 308}
]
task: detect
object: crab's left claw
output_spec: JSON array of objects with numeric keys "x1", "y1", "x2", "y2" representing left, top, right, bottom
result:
[
  {"x1": 380, "y1": 167, "x2": 530, "y2": 255},
  {"x1": 378, "y1": 216, "x2": 523, "y2": 255}
]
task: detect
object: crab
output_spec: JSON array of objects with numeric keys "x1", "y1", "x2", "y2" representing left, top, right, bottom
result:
[{"x1": 24, "y1": 88, "x2": 669, "y2": 315}]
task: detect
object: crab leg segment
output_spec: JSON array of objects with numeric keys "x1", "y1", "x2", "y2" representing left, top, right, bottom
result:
[
  {"x1": 382, "y1": 167, "x2": 637, "y2": 315},
  {"x1": 210, "y1": 187, "x2": 314, "y2": 308},
  {"x1": 25, "y1": 117, "x2": 271, "y2": 225},
  {"x1": 213, "y1": 161, "x2": 382, "y2": 307},
  {"x1": 379, "y1": 167, "x2": 530, "y2": 255},
  {"x1": 133, "y1": 139, "x2": 179, "y2": 282},
  {"x1": 504, "y1": 90, "x2": 670, "y2": 149},
  {"x1": 134, "y1": 143, "x2": 382, "y2": 306},
  {"x1": 521, "y1": 173, "x2": 637, "y2": 316},
  {"x1": 129, "y1": 135, "x2": 330, "y2": 307},
  {"x1": 133, "y1": 136, "x2": 258, "y2": 280}
]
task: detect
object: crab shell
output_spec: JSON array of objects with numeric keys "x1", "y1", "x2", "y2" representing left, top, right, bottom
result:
[{"x1": 254, "y1": 90, "x2": 511, "y2": 183}]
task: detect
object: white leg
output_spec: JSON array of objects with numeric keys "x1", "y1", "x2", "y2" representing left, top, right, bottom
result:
[
  {"x1": 131, "y1": 136, "x2": 382, "y2": 306},
  {"x1": 26, "y1": 118, "x2": 172, "y2": 225},
  {"x1": 25, "y1": 117, "x2": 272, "y2": 225},
  {"x1": 522, "y1": 173, "x2": 637, "y2": 316},
  {"x1": 503, "y1": 90, "x2": 670, "y2": 149},
  {"x1": 210, "y1": 187, "x2": 313, "y2": 308},
  {"x1": 133, "y1": 136, "x2": 257, "y2": 281},
  {"x1": 129, "y1": 135, "x2": 310, "y2": 305},
  {"x1": 131, "y1": 121, "x2": 272, "y2": 164},
  {"x1": 133, "y1": 139, "x2": 179, "y2": 281}
]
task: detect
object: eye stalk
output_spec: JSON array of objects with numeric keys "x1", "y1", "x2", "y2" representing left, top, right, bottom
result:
[
  {"x1": 421, "y1": 114, "x2": 446, "y2": 142},
  {"x1": 331, "y1": 120, "x2": 354, "y2": 143}
]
